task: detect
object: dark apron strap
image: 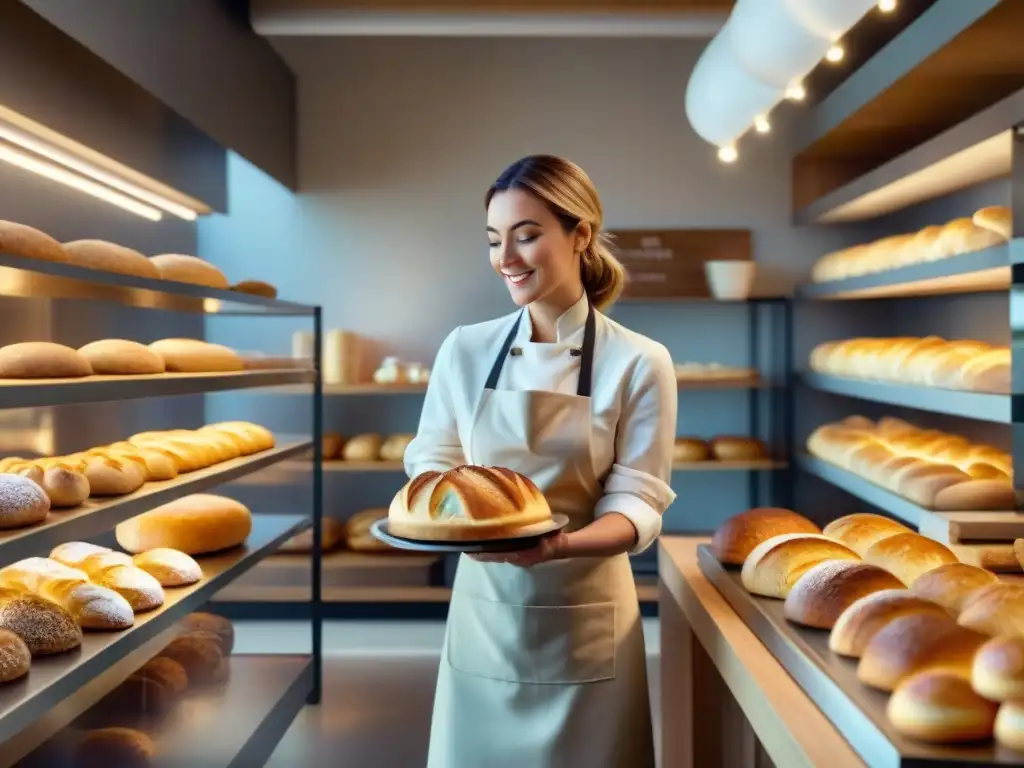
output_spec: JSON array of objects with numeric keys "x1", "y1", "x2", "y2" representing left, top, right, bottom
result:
[{"x1": 483, "y1": 302, "x2": 597, "y2": 397}]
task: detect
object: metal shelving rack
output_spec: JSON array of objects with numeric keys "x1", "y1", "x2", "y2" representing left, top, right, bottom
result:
[{"x1": 0, "y1": 253, "x2": 323, "y2": 768}]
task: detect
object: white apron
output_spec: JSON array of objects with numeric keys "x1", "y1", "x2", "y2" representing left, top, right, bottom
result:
[{"x1": 426, "y1": 303, "x2": 655, "y2": 768}]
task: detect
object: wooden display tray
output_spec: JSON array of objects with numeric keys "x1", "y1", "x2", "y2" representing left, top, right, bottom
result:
[{"x1": 697, "y1": 545, "x2": 1023, "y2": 768}]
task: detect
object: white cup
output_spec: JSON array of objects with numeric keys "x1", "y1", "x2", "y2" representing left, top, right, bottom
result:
[{"x1": 705, "y1": 260, "x2": 756, "y2": 300}]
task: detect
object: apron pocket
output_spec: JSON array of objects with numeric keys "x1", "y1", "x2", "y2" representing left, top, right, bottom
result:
[{"x1": 447, "y1": 595, "x2": 616, "y2": 685}]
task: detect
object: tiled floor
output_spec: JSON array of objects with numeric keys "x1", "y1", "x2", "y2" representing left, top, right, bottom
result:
[{"x1": 235, "y1": 619, "x2": 661, "y2": 767}]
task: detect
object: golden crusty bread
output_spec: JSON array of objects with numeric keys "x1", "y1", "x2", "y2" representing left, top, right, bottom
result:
[
  {"x1": 277, "y1": 517, "x2": 346, "y2": 554},
  {"x1": 342, "y1": 433, "x2": 382, "y2": 461},
  {"x1": 132, "y1": 548, "x2": 202, "y2": 587},
  {"x1": 75, "y1": 727, "x2": 155, "y2": 768},
  {"x1": 322, "y1": 433, "x2": 344, "y2": 461},
  {"x1": 0, "y1": 629, "x2": 30, "y2": 683},
  {"x1": 909, "y1": 563, "x2": 998, "y2": 618},
  {"x1": 62, "y1": 240, "x2": 160, "y2": 279},
  {"x1": 180, "y1": 612, "x2": 234, "y2": 655},
  {"x1": 858, "y1": 612, "x2": 987, "y2": 691},
  {"x1": 380, "y1": 434, "x2": 413, "y2": 462},
  {"x1": 78, "y1": 339, "x2": 165, "y2": 375},
  {"x1": 81, "y1": 455, "x2": 146, "y2": 496},
  {"x1": 150, "y1": 254, "x2": 229, "y2": 288},
  {"x1": 231, "y1": 279, "x2": 278, "y2": 298},
  {"x1": 821, "y1": 513, "x2": 911, "y2": 557},
  {"x1": 0, "y1": 341, "x2": 92, "y2": 378},
  {"x1": 148, "y1": 338, "x2": 243, "y2": 373},
  {"x1": 346, "y1": 508, "x2": 395, "y2": 552},
  {"x1": 0, "y1": 220, "x2": 68, "y2": 263},
  {"x1": 115, "y1": 493, "x2": 253, "y2": 555},
  {"x1": 710, "y1": 436, "x2": 766, "y2": 461},
  {"x1": 829, "y1": 589, "x2": 950, "y2": 658},
  {"x1": 958, "y1": 582, "x2": 1024, "y2": 638},
  {"x1": 709, "y1": 507, "x2": 820, "y2": 565},
  {"x1": 783, "y1": 560, "x2": 902, "y2": 629},
  {"x1": 78, "y1": 552, "x2": 164, "y2": 613},
  {"x1": 673, "y1": 438, "x2": 710, "y2": 463},
  {"x1": 862, "y1": 532, "x2": 959, "y2": 587},
  {"x1": 973, "y1": 205, "x2": 1011, "y2": 240},
  {"x1": 389, "y1": 466, "x2": 552, "y2": 541},
  {"x1": 888, "y1": 670, "x2": 998, "y2": 744},
  {"x1": 973, "y1": 636, "x2": 1024, "y2": 702},
  {"x1": 996, "y1": 701, "x2": 1024, "y2": 751},
  {"x1": 740, "y1": 533, "x2": 860, "y2": 599},
  {"x1": 199, "y1": 421, "x2": 275, "y2": 454}
]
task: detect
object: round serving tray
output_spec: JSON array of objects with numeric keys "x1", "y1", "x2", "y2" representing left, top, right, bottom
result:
[{"x1": 370, "y1": 514, "x2": 569, "y2": 553}]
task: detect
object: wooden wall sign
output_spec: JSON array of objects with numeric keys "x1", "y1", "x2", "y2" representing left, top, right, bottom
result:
[{"x1": 606, "y1": 228, "x2": 752, "y2": 300}]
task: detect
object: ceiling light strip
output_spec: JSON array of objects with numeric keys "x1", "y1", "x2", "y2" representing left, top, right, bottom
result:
[{"x1": 0, "y1": 140, "x2": 163, "y2": 221}]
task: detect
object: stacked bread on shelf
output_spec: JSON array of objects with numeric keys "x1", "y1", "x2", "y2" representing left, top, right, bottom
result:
[
  {"x1": 809, "y1": 336, "x2": 1010, "y2": 394},
  {"x1": 0, "y1": 337, "x2": 252, "y2": 379},
  {"x1": 673, "y1": 435, "x2": 767, "y2": 463},
  {"x1": 278, "y1": 508, "x2": 399, "y2": 554},
  {"x1": 0, "y1": 421, "x2": 272, "y2": 530},
  {"x1": 58, "y1": 612, "x2": 235, "y2": 766},
  {"x1": 711, "y1": 507, "x2": 1024, "y2": 747},
  {"x1": 0, "y1": 219, "x2": 278, "y2": 297},
  {"x1": 810, "y1": 206, "x2": 1010, "y2": 283},
  {"x1": 323, "y1": 432, "x2": 413, "y2": 463},
  {"x1": 806, "y1": 415, "x2": 1013, "y2": 510}
]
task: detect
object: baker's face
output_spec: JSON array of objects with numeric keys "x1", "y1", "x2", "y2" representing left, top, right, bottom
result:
[{"x1": 487, "y1": 188, "x2": 584, "y2": 307}]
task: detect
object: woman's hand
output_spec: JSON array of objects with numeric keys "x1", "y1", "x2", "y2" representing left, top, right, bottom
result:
[{"x1": 470, "y1": 531, "x2": 568, "y2": 568}]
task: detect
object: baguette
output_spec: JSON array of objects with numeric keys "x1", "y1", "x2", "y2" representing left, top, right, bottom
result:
[{"x1": 974, "y1": 205, "x2": 1011, "y2": 239}]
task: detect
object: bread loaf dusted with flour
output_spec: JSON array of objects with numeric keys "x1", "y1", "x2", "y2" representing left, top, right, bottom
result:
[
  {"x1": 810, "y1": 207, "x2": 1007, "y2": 283},
  {"x1": 389, "y1": 466, "x2": 552, "y2": 541},
  {"x1": 807, "y1": 416, "x2": 1013, "y2": 510},
  {"x1": 810, "y1": 336, "x2": 1010, "y2": 393}
]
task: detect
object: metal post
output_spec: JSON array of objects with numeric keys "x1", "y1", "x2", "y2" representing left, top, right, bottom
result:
[
  {"x1": 782, "y1": 299, "x2": 796, "y2": 510},
  {"x1": 748, "y1": 302, "x2": 761, "y2": 507},
  {"x1": 309, "y1": 306, "x2": 324, "y2": 704},
  {"x1": 1011, "y1": 125, "x2": 1024, "y2": 510}
]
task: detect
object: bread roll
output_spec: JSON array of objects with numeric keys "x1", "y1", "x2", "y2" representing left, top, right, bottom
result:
[
  {"x1": 138, "y1": 655, "x2": 189, "y2": 695},
  {"x1": 180, "y1": 612, "x2": 234, "y2": 655},
  {"x1": 78, "y1": 339, "x2": 165, "y2": 375},
  {"x1": 231, "y1": 279, "x2": 277, "y2": 298},
  {"x1": 75, "y1": 728, "x2": 154, "y2": 768},
  {"x1": 148, "y1": 338, "x2": 243, "y2": 373},
  {"x1": 38, "y1": 465, "x2": 90, "y2": 507},
  {"x1": 342, "y1": 433, "x2": 381, "y2": 461},
  {"x1": 34, "y1": 574, "x2": 134, "y2": 630},
  {"x1": 973, "y1": 636, "x2": 1024, "y2": 702},
  {"x1": 0, "y1": 629, "x2": 30, "y2": 683},
  {"x1": 740, "y1": 533, "x2": 860, "y2": 599},
  {"x1": 858, "y1": 612, "x2": 987, "y2": 691},
  {"x1": 158, "y1": 634, "x2": 223, "y2": 687},
  {"x1": 380, "y1": 434, "x2": 413, "y2": 462},
  {"x1": 783, "y1": 561, "x2": 903, "y2": 629},
  {"x1": 278, "y1": 517, "x2": 345, "y2": 554},
  {"x1": 116, "y1": 493, "x2": 253, "y2": 555},
  {"x1": 996, "y1": 701, "x2": 1024, "y2": 751},
  {"x1": 49, "y1": 541, "x2": 111, "y2": 568},
  {"x1": 887, "y1": 670, "x2": 997, "y2": 743},
  {"x1": 150, "y1": 254, "x2": 229, "y2": 288},
  {"x1": 973, "y1": 205, "x2": 1011, "y2": 240},
  {"x1": 673, "y1": 438, "x2": 709, "y2": 463},
  {"x1": 909, "y1": 563, "x2": 998, "y2": 618},
  {"x1": 829, "y1": 589, "x2": 949, "y2": 658},
  {"x1": 958, "y1": 582, "x2": 1024, "y2": 638},
  {"x1": 346, "y1": 508, "x2": 394, "y2": 552},
  {"x1": 0, "y1": 341, "x2": 92, "y2": 379},
  {"x1": 0, "y1": 220, "x2": 68, "y2": 264},
  {"x1": 104, "y1": 669, "x2": 177, "y2": 722},
  {"x1": 709, "y1": 507, "x2": 820, "y2": 565},
  {"x1": 711, "y1": 436, "x2": 766, "y2": 461},
  {"x1": 322, "y1": 433, "x2": 344, "y2": 461},
  {"x1": 132, "y1": 548, "x2": 202, "y2": 587},
  {"x1": 79, "y1": 552, "x2": 164, "y2": 613},
  {"x1": 82, "y1": 455, "x2": 146, "y2": 496},
  {"x1": 863, "y1": 533, "x2": 959, "y2": 587},
  {"x1": 821, "y1": 513, "x2": 911, "y2": 557},
  {"x1": 0, "y1": 474, "x2": 50, "y2": 529},
  {"x1": 0, "y1": 588, "x2": 82, "y2": 655},
  {"x1": 62, "y1": 240, "x2": 160, "y2": 279},
  {"x1": 390, "y1": 466, "x2": 552, "y2": 541}
]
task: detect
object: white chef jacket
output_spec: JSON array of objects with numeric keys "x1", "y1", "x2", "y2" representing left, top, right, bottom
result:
[{"x1": 404, "y1": 295, "x2": 677, "y2": 553}]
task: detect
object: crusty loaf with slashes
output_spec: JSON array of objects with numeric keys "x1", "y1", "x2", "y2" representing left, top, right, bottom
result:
[{"x1": 389, "y1": 466, "x2": 552, "y2": 541}]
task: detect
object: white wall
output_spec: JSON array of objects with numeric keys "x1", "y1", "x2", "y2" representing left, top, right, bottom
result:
[{"x1": 200, "y1": 36, "x2": 857, "y2": 540}]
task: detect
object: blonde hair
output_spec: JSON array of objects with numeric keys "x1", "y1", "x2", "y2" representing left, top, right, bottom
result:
[{"x1": 485, "y1": 155, "x2": 627, "y2": 311}]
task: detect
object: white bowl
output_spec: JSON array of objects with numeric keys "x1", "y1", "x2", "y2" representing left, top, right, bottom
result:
[{"x1": 705, "y1": 260, "x2": 756, "y2": 300}]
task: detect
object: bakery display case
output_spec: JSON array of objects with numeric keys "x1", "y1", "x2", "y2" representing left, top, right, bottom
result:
[{"x1": 0, "y1": 244, "x2": 323, "y2": 767}]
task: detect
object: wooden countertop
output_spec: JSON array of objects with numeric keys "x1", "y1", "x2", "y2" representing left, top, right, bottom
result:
[{"x1": 658, "y1": 536, "x2": 865, "y2": 768}]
